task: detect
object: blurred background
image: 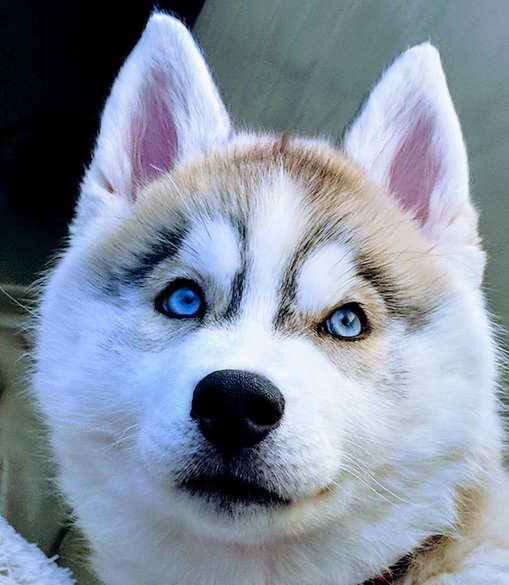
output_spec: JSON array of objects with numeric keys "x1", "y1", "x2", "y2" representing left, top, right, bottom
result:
[
  {"x1": 0, "y1": 1, "x2": 204, "y2": 283},
  {"x1": 0, "y1": 1, "x2": 507, "y2": 578}
]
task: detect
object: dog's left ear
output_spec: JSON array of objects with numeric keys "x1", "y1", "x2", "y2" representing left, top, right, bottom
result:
[
  {"x1": 344, "y1": 44, "x2": 484, "y2": 283},
  {"x1": 75, "y1": 12, "x2": 231, "y2": 232}
]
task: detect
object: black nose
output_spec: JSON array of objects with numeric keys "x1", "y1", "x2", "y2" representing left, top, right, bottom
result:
[{"x1": 191, "y1": 370, "x2": 285, "y2": 452}]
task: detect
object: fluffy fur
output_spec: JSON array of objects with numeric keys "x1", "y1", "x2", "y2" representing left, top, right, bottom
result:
[
  {"x1": 0, "y1": 516, "x2": 75, "y2": 585},
  {"x1": 32, "y1": 13, "x2": 509, "y2": 585}
]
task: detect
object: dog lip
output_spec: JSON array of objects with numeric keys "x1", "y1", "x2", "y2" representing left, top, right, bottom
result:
[{"x1": 176, "y1": 474, "x2": 291, "y2": 507}]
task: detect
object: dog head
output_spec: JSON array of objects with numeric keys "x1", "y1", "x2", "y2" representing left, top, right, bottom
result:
[{"x1": 34, "y1": 13, "x2": 498, "y2": 565}]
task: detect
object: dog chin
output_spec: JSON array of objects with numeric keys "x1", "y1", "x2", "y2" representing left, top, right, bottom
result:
[{"x1": 168, "y1": 467, "x2": 342, "y2": 546}]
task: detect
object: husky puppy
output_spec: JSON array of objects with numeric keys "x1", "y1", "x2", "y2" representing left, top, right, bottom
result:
[{"x1": 33, "y1": 12, "x2": 509, "y2": 585}]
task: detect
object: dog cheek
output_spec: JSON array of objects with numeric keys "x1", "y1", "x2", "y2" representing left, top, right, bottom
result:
[
  {"x1": 130, "y1": 333, "x2": 233, "y2": 468},
  {"x1": 261, "y1": 340, "x2": 354, "y2": 487}
]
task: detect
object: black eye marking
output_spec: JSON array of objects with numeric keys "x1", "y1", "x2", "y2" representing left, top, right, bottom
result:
[{"x1": 123, "y1": 225, "x2": 188, "y2": 285}]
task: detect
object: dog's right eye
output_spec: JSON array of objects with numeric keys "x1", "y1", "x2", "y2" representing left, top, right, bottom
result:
[{"x1": 155, "y1": 280, "x2": 205, "y2": 319}]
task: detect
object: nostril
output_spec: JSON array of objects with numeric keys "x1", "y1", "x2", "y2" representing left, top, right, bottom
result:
[
  {"x1": 248, "y1": 393, "x2": 284, "y2": 427},
  {"x1": 199, "y1": 415, "x2": 220, "y2": 427},
  {"x1": 191, "y1": 384, "x2": 226, "y2": 422},
  {"x1": 191, "y1": 395, "x2": 218, "y2": 422}
]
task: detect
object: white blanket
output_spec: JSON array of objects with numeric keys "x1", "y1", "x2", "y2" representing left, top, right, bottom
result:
[{"x1": 0, "y1": 516, "x2": 75, "y2": 585}]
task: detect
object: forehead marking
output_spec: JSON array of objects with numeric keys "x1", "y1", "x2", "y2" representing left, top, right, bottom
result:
[
  {"x1": 119, "y1": 225, "x2": 188, "y2": 285},
  {"x1": 242, "y1": 172, "x2": 307, "y2": 323},
  {"x1": 179, "y1": 217, "x2": 241, "y2": 285},
  {"x1": 356, "y1": 257, "x2": 436, "y2": 332},
  {"x1": 297, "y1": 243, "x2": 357, "y2": 313},
  {"x1": 222, "y1": 221, "x2": 248, "y2": 321}
]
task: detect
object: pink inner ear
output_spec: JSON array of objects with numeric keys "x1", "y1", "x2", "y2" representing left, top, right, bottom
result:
[
  {"x1": 130, "y1": 68, "x2": 178, "y2": 200},
  {"x1": 388, "y1": 106, "x2": 441, "y2": 223}
]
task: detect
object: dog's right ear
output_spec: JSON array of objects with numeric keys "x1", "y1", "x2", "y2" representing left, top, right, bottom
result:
[{"x1": 74, "y1": 12, "x2": 231, "y2": 234}]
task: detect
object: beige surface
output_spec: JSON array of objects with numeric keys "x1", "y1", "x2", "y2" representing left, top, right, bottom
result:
[{"x1": 195, "y1": 0, "x2": 509, "y2": 386}]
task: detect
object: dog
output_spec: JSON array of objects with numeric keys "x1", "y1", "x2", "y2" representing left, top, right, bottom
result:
[{"x1": 32, "y1": 12, "x2": 509, "y2": 585}]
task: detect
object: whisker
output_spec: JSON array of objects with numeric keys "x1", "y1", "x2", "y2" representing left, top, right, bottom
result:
[{"x1": 0, "y1": 284, "x2": 37, "y2": 317}]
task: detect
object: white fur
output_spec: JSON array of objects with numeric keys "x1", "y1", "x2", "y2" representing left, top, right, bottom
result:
[
  {"x1": 297, "y1": 243, "x2": 357, "y2": 313},
  {"x1": 0, "y1": 516, "x2": 75, "y2": 585},
  {"x1": 179, "y1": 217, "x2": 241, "y2": 285},
  {"x1": 243, "y1": 172, "x2": 307, "y2": 319},
  {"x1": 32, "y1": 14, "x2": 508, "y2": 585}
]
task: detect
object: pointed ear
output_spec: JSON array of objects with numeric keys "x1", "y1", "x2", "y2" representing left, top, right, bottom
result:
[
  {"x1": 344, "y1": 44, "x2": 484, "y2": 281},
  {"x1": 75, "y1": 13, "x2": 231, "y2": 230}
]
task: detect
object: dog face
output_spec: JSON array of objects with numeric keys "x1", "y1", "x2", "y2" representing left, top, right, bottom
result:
[{"x1": 33, "y1": 13, "x2": 499, "y2": 583}]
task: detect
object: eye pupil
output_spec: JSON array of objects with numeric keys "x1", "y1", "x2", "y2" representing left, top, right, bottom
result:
[
  {"x1": 180, "y1": 290, "x2": 196, "y2": 305},
  {"x1": 325, "y1": 304, "x2": 366, "y2": 339},
  {"x1": 342, "y1": 312, "x2": 354, "y2": 327}
]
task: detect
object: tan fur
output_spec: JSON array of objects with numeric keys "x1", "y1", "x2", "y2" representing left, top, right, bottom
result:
[{"x1": 403, "y1": 467, "x2": 509, "y2": 583}]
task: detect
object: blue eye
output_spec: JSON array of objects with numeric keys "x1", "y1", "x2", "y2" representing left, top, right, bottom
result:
[
  {"x1": 156, "y1": 281, "x2": 204, "y2": 318},
  {"x1": 325, "y1": 304, "x2": 366, "y2": 339}
]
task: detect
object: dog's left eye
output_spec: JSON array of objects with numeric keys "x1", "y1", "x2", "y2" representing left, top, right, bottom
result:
[
  {"x1": 324, "y1": 303, "x2": 367, "y2": 339},
  {"x1": 155, "y1": 280, "x2": 205, "y2": 318}
]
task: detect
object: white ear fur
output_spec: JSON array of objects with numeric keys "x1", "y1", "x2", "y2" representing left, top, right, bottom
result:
[
  {"x1": 75, "y1": 12, "x2": 230, "y2": 232},
  {"x1": 344, "y1": 43, "x2": 482, "y2": 276}
]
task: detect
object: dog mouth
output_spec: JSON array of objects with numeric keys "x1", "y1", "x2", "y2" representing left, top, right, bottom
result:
[{"x1": 177, "y1": 474, "x2": 291, "y2": 508}]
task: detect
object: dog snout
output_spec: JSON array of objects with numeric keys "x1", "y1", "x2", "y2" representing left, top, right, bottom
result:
[{"x1": 191, "y1": 369, "x2": 285, "y2": 452}]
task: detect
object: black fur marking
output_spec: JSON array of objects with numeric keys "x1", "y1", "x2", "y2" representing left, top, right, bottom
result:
[
  {"x1": 273, "y1": 226, "x2": 334, "y2": 332},
  {"x1": 274, "y1": 265, "x2": 298, "y2": 331},
  {"x1": 223, "y1": 268, "x2": 246, "y2": 321},
  {"x1": 222, "y1": 220, "x2": 248, "y2": 321},
  {"x1": 92, "y1": 225, "x2": 188, "y2": 299},
  {"x1": 122, "y1": 225, "x2": 188, "y2": 284},
  {"x1": 357, "y1": 259, "x2": 434, "y2": 332}
]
